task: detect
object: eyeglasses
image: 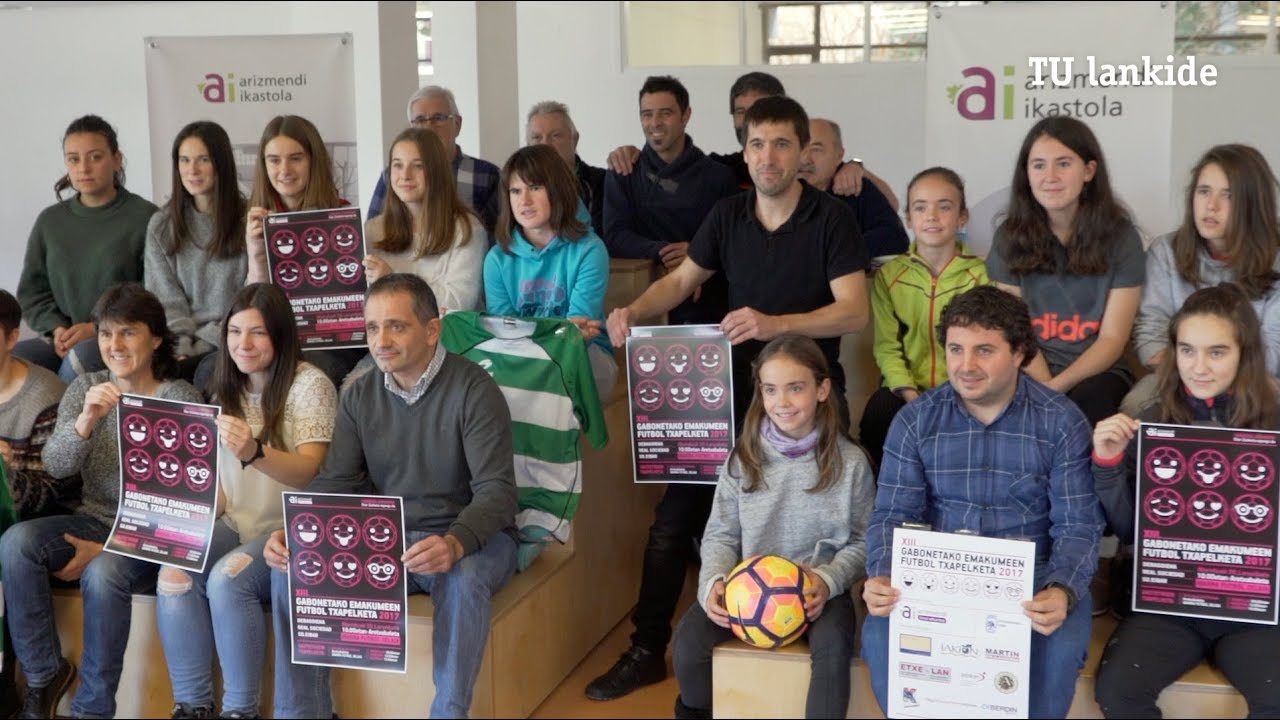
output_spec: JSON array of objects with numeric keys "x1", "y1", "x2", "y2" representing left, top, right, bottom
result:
[{"x1": 412, "y1": 113, "x2": 457, "y2": 127}]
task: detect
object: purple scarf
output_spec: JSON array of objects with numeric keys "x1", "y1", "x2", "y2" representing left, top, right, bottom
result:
[{"x1": 761, "y1": 417, "x2": 819, "y2": 459}]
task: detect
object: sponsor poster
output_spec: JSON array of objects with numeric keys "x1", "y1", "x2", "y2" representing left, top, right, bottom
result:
[
  {"x1": 265, "y1": 207, "x2": 368, "y2": 351},
  {"x1": 284, "y1": 492, "x2": 408, "y2": 673},
  {"x1": 888, "y1": 528, "x2": 1035, "y2": 719},
  {"x1": 143, "y1": 33, "x2": 358, "y2": 203},
  {"x1": 1134, "y1": 422, "x2": 1280, "y2": 624},
  {"x1": 106, "y1": 394, "x2": 221, "y2": 572},
  {"x1": 626, "y1": 325, "x2": 733, "y2": 485}
]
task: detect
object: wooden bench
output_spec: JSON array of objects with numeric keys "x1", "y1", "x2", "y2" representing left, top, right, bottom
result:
[{"x1": 712, "y1": 611, "x2": 1247, "y2": 719}]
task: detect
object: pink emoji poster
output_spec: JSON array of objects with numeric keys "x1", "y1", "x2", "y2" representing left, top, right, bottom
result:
[{"x1": 264, "y1": 207, "x2": 368, "y2": 350}]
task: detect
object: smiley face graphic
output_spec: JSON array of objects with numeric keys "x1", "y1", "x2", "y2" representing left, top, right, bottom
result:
[
  {"x1": 1188, "y1": 490, "x2": 1227, "y2": 530},
  {"x1": 326, "y1": 514, "x2": 360, "y2": 549},
  {"x1": 184, "y1": 459, "x2": 213, "y2": 494},
  {"x1": 941, "y1": 575, "x2": 958, "y2": 593},
  {"x1": 1144, "y1": 487, "x2": 1185, "y2": 526},
  {"x1": 1232, "y1": 494, "x2": 1273, "y2": 533},
  {"x1": 125, "y1": 448, "x2": 152, "y2": 481},
  {"x1": 305, "y1": 257, "x2": 331, "y2": 286},
  {"x1": 667, "y1": 379, "x2": 695, "y2": 410},
  {"x1": 330, "y1": 552, "x2": 362, "y2": 588},
  {"x1": 695, "y1": 343, "x2": 723, "y2": 375},
  {"x1": 156, "y1": 453, "x2": 182, "y2": 486},
  {"x1": 1145, "y1": 447, "x2": 1186, "y2": 485},
  {"x1": 1190, "y1": 448, "x2": 1229, "y2": 488},
  {"x1": 292, "y1": 512, "x2": 323, "y2": 547},
  {"x1": 363, "y1": 515, "x2": 399, "y2": 552},
  {"x1": 920, "y1": 573, "x2": 937, "y2": 592},
  {"x1": 632, "y1": 345, "x2": 660, "y2": 376},
  {"x1": 184, "y1": 424, "x2": 213, "y2": 457},
  {"x1": 1235, "y1": 452, "x2": 1275, "y2": 492},
  {"x1": 124, "y1": 414, "x2": 150, "y2": 445},
  {"x1": 275, "y1": 260, "x2": 302, "y2": 289},
  {"x1": 962, "y1": 577, "x2": 980, "y2": 596},
  {"x1": 697, "y1": 378, "x2": 727, "y2": 411},
  {"x1": 293, "y1": 550, "x2": 325, "y2": 585},
  {"x1": 634, "y1": 379, "x2": 664, "y2": 412},
  {"x1": 665, "y1": 344, "x2": 692, "y2": 376},
  {"x1": 301, "y1": 227, "x2": 329, "y2": 255},
  {"x1": 983, "y1": 580, "x2": 1002, "y2": 598},
  {"x1": 271, "y1": 230, "x2": 299, "y2": 258},
  {"x1": 332, "y1": 224, "x2": 360, "y2": 252},
  {"x1": 155, "y1": 418, "x2": 181, "y2": 451},
  {"x1": 334, "y1": 256, "x2": 362, "y2": 285},
  {"x1": 899, "y1": 570, "x2": 916, "y2": 589},
  {"x1": 365, "y1": 554, "x2": 400, "y2": 590},
  {"x1": 1004, "y1": 584, "x2": 1022, "y2": 601}
]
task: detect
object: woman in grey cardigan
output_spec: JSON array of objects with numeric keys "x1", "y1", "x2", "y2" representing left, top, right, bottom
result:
[{"x1": 0, "y1": 284, "x2": 202, "y2": 719}]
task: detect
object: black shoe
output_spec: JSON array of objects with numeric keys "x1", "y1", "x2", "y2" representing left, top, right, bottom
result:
[
  {"x1": 674, "y1": 695, "x2": 712, "y2": 720},
  {"x1": 17, "y1": 658, "x2": 75, "y2": 720},
  {"x1": 584, "y1": 646, "x2": 666, "y2": 701},
  {"x1": 171, "y1": 703, "x2": 216, "y2": 719}
]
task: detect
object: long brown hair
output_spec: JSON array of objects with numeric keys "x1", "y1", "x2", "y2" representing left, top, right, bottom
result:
[
  {"x1": 209, "y1": 284, "x2": 304, "y2": 450},
  {"x1": 248, "y1": 115, "x2": 340, "y2": 211},
  {"x1": 1172, "y1": 144, "x2": 1280, "y2": 299},
  {"x1": 165, "y1": 121, "x2": 246, "y2": 260},
  {"x1": 376, "y1": 127, "x2": 476, "y2": 258},
  {"x1": 729, "y1": 335, "x2": 844, "y2": 494},
  {"x1": 999, "y1": 117, "x2": 1130, "y2": 276},
  {"x1": 1154, "y1": 283, "x2": 1279, "y2": 428},
  {"x1": 495, "y1": 145, "x2": 586, "y2": 252}
]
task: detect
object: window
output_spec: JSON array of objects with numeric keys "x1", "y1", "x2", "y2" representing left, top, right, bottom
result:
[
  {"x1": 1175, "y1": 0, "x2": 1280, "y2": 55},
  {"x1": 761, "y1": 2, "x2": 931, "y2": 64},
  {"x1": 417, "y1": 1, "x2": 434, "y2": 81}
]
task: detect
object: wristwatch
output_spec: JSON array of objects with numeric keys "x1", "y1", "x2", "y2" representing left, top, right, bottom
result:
[
  {"x1": 1045, "y1": 582, "x2": 1078, "y2": 612},
  {"x1": 241, "y1": 438, "x2": 265, "y2": 469}
]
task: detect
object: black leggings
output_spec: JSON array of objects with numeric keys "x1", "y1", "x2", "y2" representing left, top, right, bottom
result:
[{"x1": 1095, "y1": 612, "x2": 1280, "y2": 718}]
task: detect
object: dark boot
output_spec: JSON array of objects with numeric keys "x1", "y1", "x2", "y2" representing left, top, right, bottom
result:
[{"x1": 584, "y1": 645, "x2": 666, "y2": 701}]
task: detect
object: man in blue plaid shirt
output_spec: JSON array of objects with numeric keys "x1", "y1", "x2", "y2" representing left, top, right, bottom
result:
[{"x1": 861, "y1": 285, "x2": 1103, "y2": 719}]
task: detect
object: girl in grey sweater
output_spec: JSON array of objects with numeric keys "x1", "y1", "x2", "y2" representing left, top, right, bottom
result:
[{"x1": 671, "y1": 335, "x2": 876, "y2": 720}]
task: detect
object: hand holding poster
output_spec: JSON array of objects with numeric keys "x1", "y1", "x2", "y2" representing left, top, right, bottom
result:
[
  {"x1": 887, "y1": 528, "x2": 1035, "y2": 719},
  {"x1": 106, "y1": 394, "x2": 221, "y2": 572},
  {"x1": 284, "y1": 492, "x2": 408, "y2": 673},
  {"x1": 264, "y1": 207, "x2": 368, "y2": 350},
  {"x1": 626, "y1": 325, "x2": 734, "y2": 484},
  {"x1": 1134, "y1": 422, "x2": 1280, "y2": 624}
]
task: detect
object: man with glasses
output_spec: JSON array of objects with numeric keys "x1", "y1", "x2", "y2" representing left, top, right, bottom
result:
[{"x1": 366, "y1": 86, "x2": 501, "y2": 232}]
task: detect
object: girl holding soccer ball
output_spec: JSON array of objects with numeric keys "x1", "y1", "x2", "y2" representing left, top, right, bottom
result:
[{"x1": 670, "y1": 335, "x2": 876, "y2": 719}]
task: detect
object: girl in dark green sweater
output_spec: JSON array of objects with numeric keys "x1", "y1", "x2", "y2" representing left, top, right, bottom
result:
[{"x1": 15, "y1": 115, "x2": 156, "y2": 378}]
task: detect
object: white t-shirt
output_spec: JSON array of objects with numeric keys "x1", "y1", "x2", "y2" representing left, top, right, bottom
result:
[
  {"x1": 364, "y1": 213, "x2": 486, "y2": 312},
  {"x1": 218, "y1": 362, "x2": 337, "y2": 542}
]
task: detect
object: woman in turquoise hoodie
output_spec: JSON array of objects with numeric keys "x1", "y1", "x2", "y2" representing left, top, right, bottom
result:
[{"x1": 484, "y1": 144, "x2": 615, "y2": 397}]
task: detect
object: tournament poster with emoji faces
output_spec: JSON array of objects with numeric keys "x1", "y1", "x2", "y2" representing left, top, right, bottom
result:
[
  {"x1": 264, "y1": 207, "x2": 368, "y2": 350},
  {"x1": 1136, "y1": 422, "x2": 1280, "y2": 624},
  {"x1": 284, "y1": 492, "x2": 408, "y2": 673},
  {"x1": 106, "y1": 393, "x2": 221, "y2": 572},
  {"x1": 626, "y1": 325, "x2": 734, "y2": 485}
]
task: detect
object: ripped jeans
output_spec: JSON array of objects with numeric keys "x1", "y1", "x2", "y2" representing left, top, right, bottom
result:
[{"x1": 155, "y1": 522, "x2": 273, "y2": 714}]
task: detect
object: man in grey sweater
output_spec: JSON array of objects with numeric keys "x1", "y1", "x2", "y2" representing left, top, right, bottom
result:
[{"x1": 264, "y1": 273, "x2": 518, "y2": 719}]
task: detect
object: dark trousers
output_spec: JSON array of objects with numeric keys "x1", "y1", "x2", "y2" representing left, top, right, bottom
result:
[
  {"x1": 672, "y1": 592, "x2": 856, "y2": 718},
  {"x1": 1064, "y1": 372, "x2": 1131, "y2": 428},
  {"x1": 857, "y1": 387, "x2": 907, "y2": 473},
  {"x1": 630, "y1": 483, "x2": 716, "y2": 654},
  {"x1": 1095, "y1": 612, "x2": 1280, "y2": 718}
]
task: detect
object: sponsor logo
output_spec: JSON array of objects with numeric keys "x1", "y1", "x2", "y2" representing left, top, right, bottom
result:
[
  {"x1": 983, "y1": 703, "x2": 1019, "y2": 715},
  {"x1": 899, "y1": 662, "x2": 952, "y2": 683},
  {"x1": 940, "y1": 641, "x2": 978, "y2": 657},
  {"x1": 1032, "y1": 313, "x2": 1099, "y2": 342},
  {"x1": 995, "y1": 671, "x2": 1018, "y2": 694},
  {"x1": 902, "y1": 688, "x2": 919, "y2": 708},
  {"x1": 960, "y1": 671, "x2": 987, "y2": 686},
  {"x1": 985, "y1": 648, "x2": 1021, "y2": 662},
  {"x1": 899, "y1": 634, "x2": 932, "y2": 656}
]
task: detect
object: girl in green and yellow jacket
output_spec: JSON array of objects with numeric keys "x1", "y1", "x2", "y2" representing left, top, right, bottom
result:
[{"x1": 859, "y1": 167, "x2": 988, "y2": 469}]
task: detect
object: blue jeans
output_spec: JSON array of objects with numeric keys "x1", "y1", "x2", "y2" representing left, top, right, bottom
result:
[
  {"x1": 271, "y1": 530, "x2": 518, "y2": 719},
  {"x1": 0, "y1": 514, "x2": 158, "y2": 718},
  {"x1": 156, "y1": 522, "x2": 272, "y2": 713},
  {"x1": 861, "y1": 591, "x2": 1092, "y2": 719}
]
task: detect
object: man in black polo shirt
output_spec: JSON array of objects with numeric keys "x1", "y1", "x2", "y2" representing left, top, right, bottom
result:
[{"x1": 607, "y1": 95, "x2": 871, "y2": 427}]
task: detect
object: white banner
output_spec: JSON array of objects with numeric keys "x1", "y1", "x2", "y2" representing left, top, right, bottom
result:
[
  {"x1": 143, "y1": 34, "x2": 358, "y2": 205},
  {"x1": 926, "y1": 2, "x2": 1179, "y2": 255}
]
